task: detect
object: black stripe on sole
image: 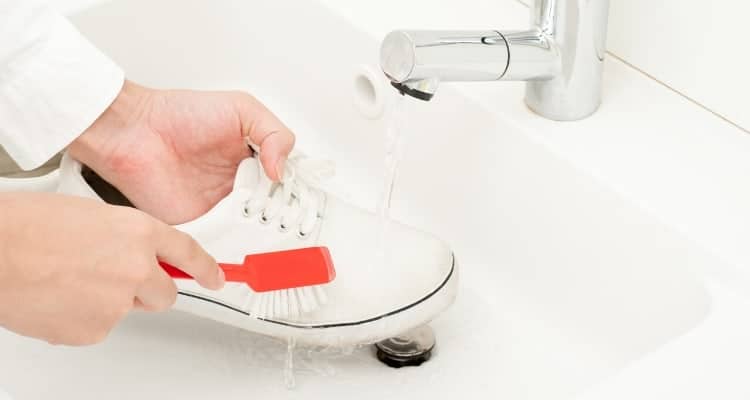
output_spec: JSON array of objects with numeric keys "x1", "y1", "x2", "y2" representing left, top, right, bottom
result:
[{"x1": 177, "y1": 254, "x2": 456, "y2": 329}]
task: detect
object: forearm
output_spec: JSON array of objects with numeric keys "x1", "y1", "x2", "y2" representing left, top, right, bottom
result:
[
  {"x1": 0, "y1": 194, "x2": 8, "y2": 285},
  {"x1": 0, "y1": 192, "x2": 27, "y2": 325},
  {"x1": 0, "y1": 0, "x2": 123, "y2": 170}
]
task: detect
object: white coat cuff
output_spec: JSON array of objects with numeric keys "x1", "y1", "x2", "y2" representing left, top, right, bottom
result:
[{"x1": 0, "y1": 16, "x2": 123, "y2": 170}]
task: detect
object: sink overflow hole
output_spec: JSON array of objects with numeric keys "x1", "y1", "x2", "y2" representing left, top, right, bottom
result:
[{"x1": 352, "y1": 66, "x2": 385, "y2": 119}]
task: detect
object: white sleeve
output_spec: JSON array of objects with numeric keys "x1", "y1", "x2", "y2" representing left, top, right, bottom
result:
[{"x1": 0, "y1": 0, "x2": 123, "y2": 170}]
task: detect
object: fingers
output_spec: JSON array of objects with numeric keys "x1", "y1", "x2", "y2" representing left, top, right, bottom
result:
[
  {"x1": 234, "y1": 93, "x2": 296, "y2": 181},
  {"x1": 152, "y1": 221, "x2": 225, "y2": 290},
  {"x1": 259, "y1": 130, "x2": 295, "y2": 181},
  {"x1": 134, "y1": 263, "x2": 178, "y2": 311}
]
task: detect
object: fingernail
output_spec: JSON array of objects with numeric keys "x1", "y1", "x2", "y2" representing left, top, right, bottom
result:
[
  {"x1": 216, "y1": 266, "x2": 226, "y2": 289},
  {"x1": 275, "y1": 156, "x2": 287, "y2": 181}
]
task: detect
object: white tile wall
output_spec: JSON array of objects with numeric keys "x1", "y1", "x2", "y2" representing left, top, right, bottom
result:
[{"x1": 608, "y1": 0, "x2": 750, "y2": 131}]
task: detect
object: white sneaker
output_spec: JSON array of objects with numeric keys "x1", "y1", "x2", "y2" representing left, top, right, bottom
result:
[
  {"x1": 0, "y1": 169, "x2": 59, "y2": 193},
  {"x1": 57, "y1": 152, "x2": 457, "y2": 346}
]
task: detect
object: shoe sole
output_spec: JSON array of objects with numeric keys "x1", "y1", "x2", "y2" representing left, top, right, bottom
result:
[{"x1": 174, "y1": 254, "x2": 458, "y2": 347}]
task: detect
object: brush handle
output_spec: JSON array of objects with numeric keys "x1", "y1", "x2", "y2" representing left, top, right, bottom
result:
[
  {"x1": 158, "y1": 247, "x2": 335, "y2": 292},
  {"x1": 159, "y1": 262, "x2": 247, "y2": 282},
  {"x1": 159, "y1": 262, "x2": 192, "y2": 279}
]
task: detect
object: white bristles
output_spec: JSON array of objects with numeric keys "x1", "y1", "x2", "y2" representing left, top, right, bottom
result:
[
  {"x1": 288, "y1": 289, "x2": 300, "y2": 317},
  {"x1": 243, "y1": 285, "x2": 328, "y2": 320},
  {"x1": 247, "y1": 293, "x2": 260, "y2": 317},
  {"x1": 313, "y1": 286, "x2": 327, "y2": 305},
  {"x1": 300, "y1": 286, "x2": 314, "y2": 313},
  {"x1": 254, "y1": 293, "x2": 267, "y2": 318},
  {"x1": 278, "y1": 289, "x2": 289, "y2": 318},
  {"x1": 267, "y1": 292, "x2": 275, "y2": 319},
  {"x1": 272, "y1": 291, "x2": 281, "y2": 318}
]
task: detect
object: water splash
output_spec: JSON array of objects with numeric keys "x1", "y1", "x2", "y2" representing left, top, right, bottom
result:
[
  {"x1": 232, "y1": 329, "x2": 379, "y2": 388},
  {"x1": 283, "y1": 337, "x2": 296, "y2": 389}
]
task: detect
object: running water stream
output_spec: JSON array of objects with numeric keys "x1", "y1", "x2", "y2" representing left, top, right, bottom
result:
[
  {"x1": 377, "y1": 94, "x2": 409, "y2": 220},
  {"x1": 282, "y1": 94, "x2": 412, "y2": 388},
  {"x1": 374, "y1": 93, "x2": 413, "y2": 276}
]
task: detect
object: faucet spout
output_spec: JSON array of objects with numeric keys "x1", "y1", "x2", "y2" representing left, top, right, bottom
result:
[
  {"x1": 378, "y1": 0, "x2": 610, "y2": 120},
  {"x1": 390, "y1": 79, "x2": 440, "y2": 102},
  {"x1": 380, "y1": 30, "x2": 511, "y2": 101}
]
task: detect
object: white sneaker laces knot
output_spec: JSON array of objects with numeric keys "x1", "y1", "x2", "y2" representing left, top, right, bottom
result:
[{"x1": 243, "y1": 155, "x2": 334, "y2": 237}]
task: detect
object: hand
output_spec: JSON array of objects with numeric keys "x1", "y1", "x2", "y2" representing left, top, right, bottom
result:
[
  {"x1": 69, "y1": 81, "x2": 296, "y2": 224},
  {"x1": 0, "y1": 192, "x2": 225, "y2": 345}
]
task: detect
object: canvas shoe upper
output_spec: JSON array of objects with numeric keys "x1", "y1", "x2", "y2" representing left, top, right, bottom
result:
[{"x1": 57, "y1": 152, "x2": 457, "y2": 346}]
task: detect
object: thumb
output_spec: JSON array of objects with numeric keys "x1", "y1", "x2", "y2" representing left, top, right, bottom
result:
[{"x1": 233, "y1": 93, "x2": 296, "y2": 181}]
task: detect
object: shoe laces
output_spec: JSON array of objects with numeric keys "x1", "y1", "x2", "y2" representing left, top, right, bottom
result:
[{"x1": 243, "y1": 154, "x2": 334, "y2": 237}]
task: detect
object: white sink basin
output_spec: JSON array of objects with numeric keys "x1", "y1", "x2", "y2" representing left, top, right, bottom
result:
[{"x1": 0, "y1": 0, "x2": 726, "y2": 398}]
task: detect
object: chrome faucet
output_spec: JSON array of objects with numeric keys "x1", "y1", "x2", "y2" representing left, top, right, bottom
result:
[{"x1": 379, "y1": 0, "x2": 610, "y2": 121}]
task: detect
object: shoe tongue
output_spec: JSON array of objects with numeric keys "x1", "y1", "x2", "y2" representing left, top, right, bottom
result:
[{"x1": 232, "y1": 157, "x2": 264, "y2": 192}]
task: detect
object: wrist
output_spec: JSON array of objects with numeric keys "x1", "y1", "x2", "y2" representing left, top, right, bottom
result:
[
  {"x1": 0, "y1": 193, "x2": 21, "y2": 298},
  {"x1": 68, "y1": 80, "x2": 151, "y2": 172}
]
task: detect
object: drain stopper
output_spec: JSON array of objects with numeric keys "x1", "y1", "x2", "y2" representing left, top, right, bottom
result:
[{"x1": 375, "y1": 325, "x2": 435, "y2": 368}]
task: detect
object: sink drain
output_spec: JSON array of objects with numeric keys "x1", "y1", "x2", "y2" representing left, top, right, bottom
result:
[{"x1": 375, "y1": 325, "x2": 435, "y2": 368}]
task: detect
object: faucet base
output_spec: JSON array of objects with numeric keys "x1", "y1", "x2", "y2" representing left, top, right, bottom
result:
[{"x1": 522, "y1": 0, "x2": 610, "y2": 121}]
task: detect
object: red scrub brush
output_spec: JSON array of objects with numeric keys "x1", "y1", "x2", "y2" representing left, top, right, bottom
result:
[{"x1": 160, "y1": 246, "x2": 335, "y2": 318}]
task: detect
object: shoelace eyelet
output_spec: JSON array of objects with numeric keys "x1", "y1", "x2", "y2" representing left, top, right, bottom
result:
[
  {"x1": 242, "y1": 156, "x2": 332, "y2": 235},
  {"x1": 259, "y1": 212, "x2": 270, "y2": 225}
]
